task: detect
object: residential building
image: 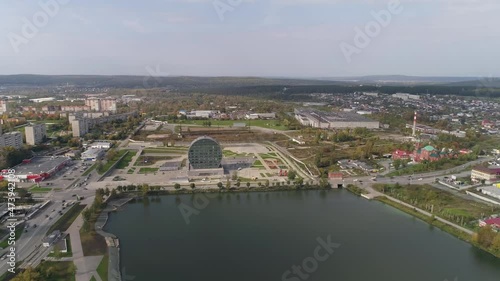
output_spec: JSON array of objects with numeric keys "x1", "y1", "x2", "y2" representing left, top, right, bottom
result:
[
  {"x1": 25, "y1": 124, "x2": 47, "y2": 145},
  {"x1": 0, "y1": 131, "x2": 23, "y2": 149},
  {"x1": 479, "y1": 217, "x2": 500, "y2": 230},
  {"x1": 85, "y1": 97, "x2": 117, "y2": 112},
  {"x1": 0, "y1": 99, "x2": 7, "y2": 114}
]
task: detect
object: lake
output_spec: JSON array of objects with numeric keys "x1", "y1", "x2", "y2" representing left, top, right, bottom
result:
[{"x1": 104, "y1": 190, "x2": 500, "y2": 281}]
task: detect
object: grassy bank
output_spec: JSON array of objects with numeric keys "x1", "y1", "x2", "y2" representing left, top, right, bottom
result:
[
  {"x1": 375, "y1": 196, "x2": 500, "y2": 258},
  {"x1": 345, "y1": 184, "x2": 368, "y2": 196},
  {"x1": 96, "y1": 253, "x2": 109, "y2": 281},
  {"x1": 373, "y1": 183, "x2": 499, "y2": 229},
  {"x1": 47, "y1": 204, "x2": 86, "y2": 235}
]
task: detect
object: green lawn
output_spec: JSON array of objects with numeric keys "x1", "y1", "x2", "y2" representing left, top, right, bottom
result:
[
  {"x1": 259, "y1": 153, "x2": 278, "y2": 159},
  {"x1": 82, "y1": 163, "x2": 97, "y2": 176},
  {"x1": 98, "y1": 150, "x2": 129, "y2": 174},
  {"x1": 138, "y1": 167, "x2": 159, "y2": 174},
  {"x1": 97, "y1": 254, "x2": 109, "y2": 281},
  {"x1": 0, "y1": 225, "x2": 24, "y2": 249},
  {"x1": 134, "y1": 156, "x2": 177, "y2": 166},
  {"x1": 171, "y1": 119, "x2": 290, "y2": 130},
  {"x1": 80, "y1": 229, "x2": 107, "y2": 256},
  {"x1": 37, "y1": 260, "x2": 76, "y2": 281},
  {"x1": 252, "y1": 160, "x2": 263, "y2": 167},
  {"x1": 30, "y1": 187, "x2": 52, "y2": 193},
  {"x1": 46, "y1": 204, "x2": 86, "y2": 235},
  {"x1": 90, "y1": 277, "x2": 97, "y2": 281},
  {"x1": 48, "y1": 235, "x2": 72, "y2": 258},
  {"x1": 115, "y1": 150, "x2": 137, "y2": 169},
  {"x1": 143, "y1": 147, "x2": 187, "y2": 154}
]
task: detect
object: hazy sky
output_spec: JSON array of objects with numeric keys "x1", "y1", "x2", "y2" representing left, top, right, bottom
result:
[{"x1": 1, "y1": 0, "x2": 499, "y2": 77}]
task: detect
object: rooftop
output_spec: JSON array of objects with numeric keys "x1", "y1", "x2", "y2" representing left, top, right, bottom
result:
[{"x1": 11, "y1": 157, "x2": 70, "y2": 175}]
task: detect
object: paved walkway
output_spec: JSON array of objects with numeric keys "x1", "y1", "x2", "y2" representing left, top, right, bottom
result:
[{"x1": 68, "y1": 209, "x2": 104, "y2": 281}]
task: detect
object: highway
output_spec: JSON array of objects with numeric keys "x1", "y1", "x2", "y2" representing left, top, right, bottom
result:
[{"x1": 0, "y1": 166, "x2": 97, "y2": 276}]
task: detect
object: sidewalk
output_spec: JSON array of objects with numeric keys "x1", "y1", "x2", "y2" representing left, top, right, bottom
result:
[{"x1": 68, "y1": 209, "x2": 104, "y2": 281}]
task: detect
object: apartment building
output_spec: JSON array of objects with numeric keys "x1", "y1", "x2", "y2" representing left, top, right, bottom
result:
[{"x1": 25, "y1": 124, "x2": 47, "y2": 145}]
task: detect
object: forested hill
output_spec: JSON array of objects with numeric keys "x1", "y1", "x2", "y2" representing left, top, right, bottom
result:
[{"x1": 1, "y1": 74, "x2": 499, "y2": 98}]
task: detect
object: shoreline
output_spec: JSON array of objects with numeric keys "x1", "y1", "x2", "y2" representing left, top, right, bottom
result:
[
  {"x1": 343, "y1": 188, "x2": 500, "y2": 259},
  {"x1": 98, "y1": 185, "x2": 498, "y2": 280}
]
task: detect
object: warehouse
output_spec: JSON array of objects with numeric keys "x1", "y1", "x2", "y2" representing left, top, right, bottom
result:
[{"x1": 294, "y1": 108, "x2": 380, "y2": 129}]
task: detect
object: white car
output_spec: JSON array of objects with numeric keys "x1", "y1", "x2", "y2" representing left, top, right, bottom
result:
[{"x1": 418, "y1": 178, "x2": 423, "y2": 181}]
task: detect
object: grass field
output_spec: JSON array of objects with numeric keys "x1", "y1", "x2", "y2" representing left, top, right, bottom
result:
[
  {"x1": 115, "y1": 150, "x2": 138, "y2": 169},
  {"x1": 82, "y1": 163, "x2": 97, "y2": 176},
  {"x1": 48, "y1": 236, "x2": 72, "y2": 258},
  {"x1": 138, "y1": 167, "x2": 159, "y2": 174},
  {"x1": 37, "y1": 260, "x2": 76, "y2": 281},
  {"x1": 47, "y1": 204, "x2": 85, "y2": 235},
  {"x1": 143, "y1": 147, "x2": 187, "y2": 154},
  {"x1": 134, "y1": 155, "x2": 177, "y2": 166},
  {"x1": 97, "y1": 254, "x2": 109, "y2": 281},
  {"x1": 80, "y1": 229, "x2": 107, "y2": 256},
  {"x1": 0, "y1": 225, "x2": 24, "y2": 249},
  {"x1": 30, "y1": 187, "x2": 52, "y2": 193},
  {"x1": 170, "y1": 119, "x2": 290, "y2": 130},
  {"x1": 259, "y1": 153, "x2": 278, "y2": 159},
  {"x1": 373, "y1": 183, "x2": 500, "y2": 229},
  {"x1": 98, "y1": 150, "x2": 129, "y2": 175}
]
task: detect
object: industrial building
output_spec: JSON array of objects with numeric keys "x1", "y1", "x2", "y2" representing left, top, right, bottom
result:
[
  {"x1": 4, "y1": 156, "x2": 71, "y2": 182},
  {"x1": 25, "y1": 123, "x2": 47, "y2": 145},
  {"x1": 294, "y1": 108, "x2": 380, "y2": 129}
]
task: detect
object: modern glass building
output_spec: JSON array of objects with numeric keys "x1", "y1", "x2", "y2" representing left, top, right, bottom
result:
[{"x1": 188, "y1": 136, "x2": 223, "y2": 169}]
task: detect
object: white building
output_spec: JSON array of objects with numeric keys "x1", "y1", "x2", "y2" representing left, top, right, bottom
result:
[
  {"x1": 89, "y1": 141, "x2": 111, "y2": 150},
  {"x1": 392, "y1": 93, "x2": 420, "y2": 100},
  {"x1": 0, "y1": 100, "x2": 7, "y2": 114},
  {"x1": 25, "y1": 124, "x2": 47, "y2": 145},
  {"x1": 81, "y1": 148, "x2": 105, "y2": 161},
  {"x1": 29, "y1": 97, "x2": 56, "y2": 103}
]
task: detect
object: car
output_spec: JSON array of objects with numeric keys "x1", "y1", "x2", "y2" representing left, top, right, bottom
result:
[
  {"x1": 418, "y1": 178, "x2": 423, "y2": 181},
  {"x1": 45, "y1": 214, "x2": 49, "y2": 218},
  {"x1": 353, "y1": 179, "x2": 358, "y2": 182},
  {"x1": 33, "y1": 224, "x2": 37, "y2": 228},
  {"x1": 62, "y1": 200, "x2": 66, "y2": 203},
  {"x1": 72, "y1": 194, "x2": 77, "y2": 197}
]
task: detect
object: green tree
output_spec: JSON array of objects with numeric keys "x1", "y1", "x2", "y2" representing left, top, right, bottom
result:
[
  {"x1": 11, "y1": 266, "x2": 41, "y2": 281},
  {"x1": 226, "y1": 180, "x2": 231, "y2": 189},
  {"x1": 246, "y1": 182, "x2": 251, "y2": 188},
  {"x1": 235, "y1": 181, "x2": 240, "y2": 188},
  {"x1": 265, "y1": 179, "x2": 270, "y2": 187},
  {"x1": 174, "y1": 183, "x2": 181, "y2": 190},
  {"x1": 190, "y1": 183, "x2": 195, "y2": 189},
  {"x1": 287, "y1": 170, "x2": 297, "y2": 181},
  {"x1": 217, "y1": 182, "x2": 223, "y2": 189}
]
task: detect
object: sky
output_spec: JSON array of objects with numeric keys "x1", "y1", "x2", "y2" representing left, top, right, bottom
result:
[{"x1": 1, "y1": 0, "x2": 500, "y2": 77}]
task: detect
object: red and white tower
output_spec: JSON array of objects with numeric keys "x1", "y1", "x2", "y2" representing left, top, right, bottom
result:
[{"x1": 412, "y1": 111, "x2": 417, "y2": 137}]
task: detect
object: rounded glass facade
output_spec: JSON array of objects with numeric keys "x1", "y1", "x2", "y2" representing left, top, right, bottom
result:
[{"x1": 188, "y1": 137, "x2": 222, "y2": 169}]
